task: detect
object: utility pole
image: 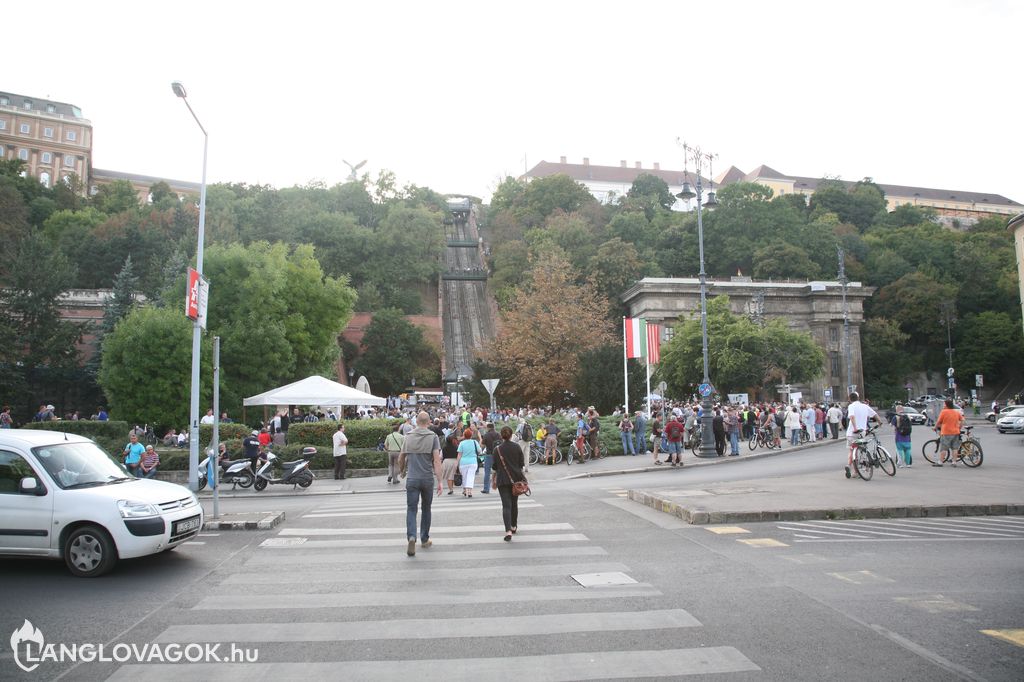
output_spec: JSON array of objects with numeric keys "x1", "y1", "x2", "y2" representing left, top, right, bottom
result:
[{"x1": 837, "y1": 246, "x2": 852, "y2": 395}]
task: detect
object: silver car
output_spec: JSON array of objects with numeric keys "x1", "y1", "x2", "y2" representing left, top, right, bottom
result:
[{"x1": 996, "y1": 408, "x2": 1024, "y2": 434}]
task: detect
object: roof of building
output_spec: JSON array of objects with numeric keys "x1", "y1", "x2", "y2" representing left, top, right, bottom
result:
[
  {"x1": 784, "y1": 175, "x2": 1020, "y2": 207},
  {"x1": 523, "y1": 160, "x2": 708, "y2": 187},
  {"x1": 714, "y1": 165, "x2": 746, "y2": 186},
  {"x1": 0, "y1": 91, "x2": 85, "y2": 120},
  {"x1": 91, "y1": 168, "x2": 201, "y2": 192},
  {"x1": 744, "y1": 164, "x2": 787, "y2": 181}
]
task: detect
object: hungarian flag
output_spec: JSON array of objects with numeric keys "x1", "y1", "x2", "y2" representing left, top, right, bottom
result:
[{"x1": 623, "y1": 318, "x2": 644, "y2": 358}]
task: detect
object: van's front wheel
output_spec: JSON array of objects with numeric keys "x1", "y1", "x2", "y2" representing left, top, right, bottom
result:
[{"x1": 64, "y1": 525, "x2": 117, "y2": 577}]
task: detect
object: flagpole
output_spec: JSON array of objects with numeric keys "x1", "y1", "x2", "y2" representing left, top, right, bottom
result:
[
  {"x1": 622, "y1": 317, "x2": 629, "y2": 414},
  {"x1": 645, "y1": 355, "x2": 652, "y2": 418}
]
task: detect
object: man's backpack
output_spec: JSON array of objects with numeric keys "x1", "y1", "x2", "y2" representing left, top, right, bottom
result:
[
  {"x1": 896, "y1": 414, "x2": 912, "y2": 436},
  {"x1": 520, "y1": 422, "x2": 533, "y2": 442},
  {"x1": 774, "y1": 411, "x2": 785, "y2": 427}
]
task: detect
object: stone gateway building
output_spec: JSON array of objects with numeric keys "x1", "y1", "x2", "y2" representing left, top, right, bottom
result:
[{"x1": 622, "y1": 277, "x2": 874, "y2": 403}]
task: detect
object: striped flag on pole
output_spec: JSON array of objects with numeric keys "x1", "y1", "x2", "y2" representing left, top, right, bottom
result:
[
  {"x1": 625, "y1": 318, "x2": 647, "y2": 359},
  {"x1": 647, "y1": 323, "x2": 661, "y2": 364}
]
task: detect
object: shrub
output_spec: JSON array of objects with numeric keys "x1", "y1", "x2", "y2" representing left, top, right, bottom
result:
[
  {"x1": 287, "y1": 419, "x2": 398, "y2": 449},
  {"x1": 154, "y1": 444, "x2": 387, "y2": 470},
  {"x1": 199, "y1": 423, "x2": 252, "y2": 448},
  {"x1": 26, "y1": 420, "x2": 133, "y2": 440}
]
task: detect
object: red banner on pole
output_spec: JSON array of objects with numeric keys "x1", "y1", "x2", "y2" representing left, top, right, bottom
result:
[{"x1": 186, "y1": 268, "x2": 200, "y2": 320}]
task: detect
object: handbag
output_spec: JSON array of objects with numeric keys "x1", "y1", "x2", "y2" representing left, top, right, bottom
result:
[
  {"x1": 453, "y1": 470, "x2": 463, "y2": 486},
  {"x1": 475, "y1": 440, "x2": 483, "y2": 468},
  {"x1": 497, "y1": 444, "x2": 530, "y2": 497}
]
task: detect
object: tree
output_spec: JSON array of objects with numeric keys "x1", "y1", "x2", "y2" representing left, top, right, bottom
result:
[
  {"x1": 587, "y1": 238, "x2": 643, "y2": 311},
  {"x1": 861, "y1": 317, "x2": 915, "y2": 402},
  {"x1": 98, "y1": 306, "x2": 211, "y2": 429},
  {"x1": 574, "y1": 344, "x2": 647, "y2": 414},
  {"x1": 752, "y1": 243, "x2": 821, "y2": 280},
  {"x1": 954, "y1": 311, "x2": 1024, "y2": 387},
  {"x1": 352, "y1": 308, "x2": 439, "y2": 395},
  {"x1": 626, "y1": 173, "x2": 675, "y2": 217},
  {"x1": 91, "y1": 179, "x2": 140, "y2": 215},
  {"x1": 870, "y1": 272, "x2": 957, "y2": 344},
  {"x1": 485, "y1": 251, "x2": 615, "y2": 405},
  {"x1": 658, "y1": 296, "x2": 823, "y2": 397},
  {"x1": 0, "y1": 232, "x2": 83, "y2": 420}
]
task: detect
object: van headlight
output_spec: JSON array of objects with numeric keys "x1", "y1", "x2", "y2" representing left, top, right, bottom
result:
[{"x1": 118, "y1": 500, "x2": 160, "y2": 518}]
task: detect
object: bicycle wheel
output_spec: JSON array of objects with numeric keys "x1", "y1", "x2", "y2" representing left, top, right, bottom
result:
[
  {"x1": 876, "y1": 445, "x2": 896, "y2": 477},
  {"x1": 800, "y1": 429, "x2": 809, "y2": 444},
  {"x1": 853, "y1": 446, "x2": 873, "y2": 481},
  {"x1": 528, "y1": 447, "x2": 538, "y2": 466},
  {"x1": 553, "y1": 448, "x2": 563, "y2": 465},
  {"x1": 748, "y1": 433, "x2": 758, "y2": 451},
  {"x1": 921, "y1": 438, "x2": 941, "y2": 464},
  {"x1": 959, "y1": 440, "x2": 983, "y2": 468},
  {"x1": 580, "y1": 443, "x2": 591, "y2": 462},
  {"x1": 566, "y1": 444, "x2": 575, "y2": 465}
]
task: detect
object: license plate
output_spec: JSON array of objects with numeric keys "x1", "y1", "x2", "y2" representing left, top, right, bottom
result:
[{"x1": 173, "y1": 515, "x2": 201, "y2": 535}]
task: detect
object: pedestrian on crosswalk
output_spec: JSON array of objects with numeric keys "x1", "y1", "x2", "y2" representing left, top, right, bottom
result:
[
  {"x1": 492, "y1": 426, "x2": 527, "y2": 542},
  {"x1": 398, "y1": 411, "x2": 444, "y2": 556},
  {"x1": 457, "y1": 429, "x2": 481, "y2": 497},
  {"x1": 384, "y1": 423, "x2": 404, "y2": 485}
]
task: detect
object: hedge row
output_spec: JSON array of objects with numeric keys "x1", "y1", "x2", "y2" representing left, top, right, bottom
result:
[
  {"x1": 287, "y1": 419, "x2": 397, "y2": 449},
  {"x1": 24, "y1": 420, "x2": 133, "y2": 440},
  {"x1": 154, "y1": 447, "x2": 388, "y2": 471}
]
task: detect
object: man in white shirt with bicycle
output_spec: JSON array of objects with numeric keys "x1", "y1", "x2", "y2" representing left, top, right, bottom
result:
[{"x1": 845, "y1": 392, "x2": 879, "y2": 479}]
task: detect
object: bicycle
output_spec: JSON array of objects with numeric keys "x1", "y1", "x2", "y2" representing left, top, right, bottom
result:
[
  {"x1": 528, "y1": 441, "x2": 562, "y2": 465},
  {"x1": 851, "y1": 425, "x2": 896, "y2": 481},
  {"x1": 567, "y1": 438, "x2": 591, "y2": 465},
  {"x1": 687, "y1": 424, "x2": 703, "y2": 457},
  {"x1": 133, "y1": 424, "x2": 158, "y2": 447},
  {"x1": 921, "y1": 426, "x2": 983, "y2": 467},
  {"x1": 748, "y1": 425, "x2": 779, "y2": 451}
]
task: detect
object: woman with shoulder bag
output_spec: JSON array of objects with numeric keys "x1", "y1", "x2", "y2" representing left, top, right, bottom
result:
[
  {"x1": 456, "y1": 428, "x2": 480, "y2": 497},
  {"x1": 492, "y1": 426, "x2": 528, "y2": 541}
]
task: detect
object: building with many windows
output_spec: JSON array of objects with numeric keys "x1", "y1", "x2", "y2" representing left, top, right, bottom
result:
[
  {"x1": 0, "y1": 91, "x2": 91, "y2": 189},
  {"x1": 0, "y1": 90, "x2": 199, "y2": 201},
  {"x1": 523, "y1": 158, "x2": 1021, "y2": 226}
]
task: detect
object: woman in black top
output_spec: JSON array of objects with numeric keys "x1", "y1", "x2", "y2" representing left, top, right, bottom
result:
[
  {"x1": 441, "y1": 433, "x2": 460, "y2": 495},
  {"x1": 491, "y1": 426, "x2": 526, "y2": 541}
]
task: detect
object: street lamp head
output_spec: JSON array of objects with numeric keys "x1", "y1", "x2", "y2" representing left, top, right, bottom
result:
[
  {"x1": 675, "y1": 182, "x2": 696, "y2": 201},
  {"x1": 171, "y1": 81, "x2": 188, "y2": 99},
  {"x1": 703, "y1": 191, "x2": 719, "y2": 208}
]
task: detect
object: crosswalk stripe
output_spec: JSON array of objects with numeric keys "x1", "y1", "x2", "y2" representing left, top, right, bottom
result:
[
  {"x1": 789, "y1": 521, "x2": 913, "y2": 538},
  {"x1": 913, "y1": 518, "x2": 1024, "y2": 532},
  {"x1": 108, "y1": 647, "x2": 760, "y2": 680},
  {"x1": 242, "y1": 545, "x2": 609, "y2": 566},
  {"x1": 277, "y1": 522, "x2": 574, "y2": 535},
  {"x1": 892, "y1": 520, "x2": 1018, "y2": 537},
  {"x1": 193, "y1": 584, "x2": 661, "y2": 610},
  {"x1": 840, "y1": 520, "x2": 1012, "y2": 537},
  {"x1": 219, "y1": 562, "x2": 633, "y2": 585},
  {"x1": 156, "y1": 608, "x2": 702, "y2": 642},
  {"x1": 305, "y1": 501, "x2": 542, "y2": 518},
  {"x1": 778, "y1": 523, "x2": 899, "y2": 538},
  {"x1": 259, "y1": 533, "x2": 590, "y2": 549}
]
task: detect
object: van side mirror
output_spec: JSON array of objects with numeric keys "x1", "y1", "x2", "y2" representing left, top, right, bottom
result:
[{"x1": 20, "y1": 477, "x2": 45, "y2": 496}]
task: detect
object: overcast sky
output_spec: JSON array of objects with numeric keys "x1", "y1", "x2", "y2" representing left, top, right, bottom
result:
[{"x1": 7, "y1": 0, "x2": 1020, "y2": 203}]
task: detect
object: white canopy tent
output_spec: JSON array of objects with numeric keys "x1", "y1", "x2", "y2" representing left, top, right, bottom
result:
[{"x1": 243, "y1": 375, "x2": 386, "y2": 410}]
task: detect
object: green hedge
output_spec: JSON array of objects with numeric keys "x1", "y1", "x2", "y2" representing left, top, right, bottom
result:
[
  {"x1": 154, "y1": 445, "x2": 387, "y2": 471},
  {"x1": 199, "y1": 423, "x2": 253, "y2": 448},
  {"x1": 287, "y1": 419, "x2": 399, "y2": 449},
  {"x1": 24, "y1": 420, "x2": 132, "y2": 440}
]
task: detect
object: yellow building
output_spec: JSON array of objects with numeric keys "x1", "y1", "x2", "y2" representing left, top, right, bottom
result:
[{"x1": 1010, "y1": 213, "x2": 1024, "y2": 336}]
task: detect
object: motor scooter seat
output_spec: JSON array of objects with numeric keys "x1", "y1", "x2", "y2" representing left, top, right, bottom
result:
[
  {"x1": 282, "y1": 459, "x2": 303, "y2": 468},
  {"x1": 222, "y1": 459, "x2": 250, "y2": 468}
]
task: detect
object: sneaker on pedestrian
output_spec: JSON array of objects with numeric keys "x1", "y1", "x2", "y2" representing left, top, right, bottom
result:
[
  {"x1": 844, "y1": 466, "x2": 851, "y2": 479},
  {"x1": 407, "y1": 539, "x2": 416, "y2": 556},
  {"x1": 387, "y1": 476, "x2": 392, "y2": 483},
  {"x1": 421, "y1": 539, "x2": 432, "y2": 549}
]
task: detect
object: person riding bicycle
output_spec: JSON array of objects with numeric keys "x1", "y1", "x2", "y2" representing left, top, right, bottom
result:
[
  {"x1": 845, "y1": 391, "x2": 879, "y2": 479},
  {"x1": 934, "y1": 398, "x2": 964, "y2": 467}
]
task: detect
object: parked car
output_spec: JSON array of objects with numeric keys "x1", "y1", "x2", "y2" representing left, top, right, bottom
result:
[
  {"x1": 996, "y1": 408, "x2": 1024, "y2": 434},
  {"x1": 0, "y1": 430, "x2": 203, "y2": 577},
  {"x1": 987, "y1": 404, "x2": 1022, "y2": 422},
  {"x1": 901, "y1": 406, "x2": 929, "y2": 425}
]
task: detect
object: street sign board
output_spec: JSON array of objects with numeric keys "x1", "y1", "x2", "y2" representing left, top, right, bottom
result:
[
  {"x1": 481, "y1": 379, "x2": 500, "y2": 395},
  {"x1": 904, "y1": 381, "x2": 913, "y2": 390},
  {"x1": 823, "y1": 388, "x2": 832, "y2": 399},
  {"x1": 657, "y1": 381, "x2": 667, "y2": 394},
  {"x1": 947, "y1": 367, "x2": 955, "y2": 377},
  {"x1": 975, "y1": 374, "x2": 983, "y2": 387},
  {"x1": 698, "y1": 383, "x2": 713, "y2": 398}
]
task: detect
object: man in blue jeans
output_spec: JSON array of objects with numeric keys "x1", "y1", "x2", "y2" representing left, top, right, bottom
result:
[
  {"x1": 398, "y1": 411, "x2": 443, "y2": 556},
  {"x1": 480, "y1": 422, "x2": 500, "y2": 493}
]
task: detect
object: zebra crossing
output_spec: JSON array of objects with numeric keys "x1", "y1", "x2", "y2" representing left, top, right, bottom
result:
[
  {"x1": 776, "y1": 516, "x2": 1024, "y2": 542},
  {"x1": 108, "y1": 492, "x2": 761, "y2": 680}
]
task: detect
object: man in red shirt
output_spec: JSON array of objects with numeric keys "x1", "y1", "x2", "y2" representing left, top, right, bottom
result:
[
  {"x1": 934, "y1": 399, "x2": 964, "y2": 467},
  {"x1": 664, "y1": 414, "x2": 685, "y2": 467}
]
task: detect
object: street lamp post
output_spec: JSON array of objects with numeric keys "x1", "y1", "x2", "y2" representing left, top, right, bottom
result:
[
  {"x1": 171, "y1": 81, "x2": 209, "y2": 492},
  {"x1": 675, "y1": 141, "x2": 719, "y2": 458}
]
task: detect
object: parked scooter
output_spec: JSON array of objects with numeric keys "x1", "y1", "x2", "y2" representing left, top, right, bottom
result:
[
  {"x1": 253, "y1": 447, "x2": 316, "y2": 491},
  {"x1": 197, "y1": 449, "x2": 255, "y2": 491}
]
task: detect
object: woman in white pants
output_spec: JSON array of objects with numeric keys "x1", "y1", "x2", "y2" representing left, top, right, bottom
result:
[{"x1": 456, "y1": 428, "x2": 480, "y2": 497}]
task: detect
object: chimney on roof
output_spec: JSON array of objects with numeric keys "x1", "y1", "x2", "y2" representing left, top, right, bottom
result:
[
  {"x1": 583, "y1": 157, "x2": 589, "y2": 166},
  {"x1": 654, "y1": 162, "x2": 660, "y2": 170},
  {"x1": 620, "y1": 160, "x2": 627, "y2": 168},
  {"x1": 559, "y1": 156, "x2": 566, "y2": 164},
  {"x1": 635, "y1": 162, "x2": 641, "y2": 169}
]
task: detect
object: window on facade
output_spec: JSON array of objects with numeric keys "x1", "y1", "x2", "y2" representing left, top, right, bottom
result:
[
  {"x1": 43, "y1": 127, "x2": 53, "y2": 138},
  {"x1": 19, "y1": 123, "x2": 30, "y2": 134},
  {"x1": 46, "y1": 104, "x2": 56, "y2": 113},
  {"x1": 39, "y1": 172, "x2": 51, "y2": 188},
  {"x1": 63, "y1": 155, "x2": 75, "y2": 168},
  {"x1": 0, "y1": 96, "x2": 9, "y2": 106},
  {"x1": 66, "y1": 130, "x2": 77, "y2": 142},
  {"x1": 830, "y1": 352, "x2": 840, "y2": 377},
  {"x1": 0, "y1": 119, "x2": 5, "y2": 130},
  {"x1": 664, "y1": 326, "x2": 675, "y2": 341},
  {"x1": 18, "y1": 148, "x2": 28, "y2": 161},
  {"x1": 41, "y1": 152, "x2": 52, "y2": 164},
  {"x1": 829, "y1": 327, "x2": 838, "y2": 343},
  {"x1": 22, "y1": 100, "x2": 32, "y2": 109}
]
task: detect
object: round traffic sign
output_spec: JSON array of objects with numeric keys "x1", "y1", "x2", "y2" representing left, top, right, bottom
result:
[{"x1": 699, "y1": 383, "x2": 713, "y2": 397}]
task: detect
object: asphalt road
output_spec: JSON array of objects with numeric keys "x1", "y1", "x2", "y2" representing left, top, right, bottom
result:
[{"x1": 1, "y1": 425, "x2": 1021, "y2": 681}]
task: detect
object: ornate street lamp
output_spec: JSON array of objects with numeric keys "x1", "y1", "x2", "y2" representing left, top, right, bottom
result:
[{"x1": 676, "y1": 141, "x2": 718, "y2": 458}]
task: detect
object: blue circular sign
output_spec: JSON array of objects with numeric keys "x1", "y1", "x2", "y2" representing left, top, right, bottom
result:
[{"x1": 699, "y1": 383, "x2": 713, "y2": 397}]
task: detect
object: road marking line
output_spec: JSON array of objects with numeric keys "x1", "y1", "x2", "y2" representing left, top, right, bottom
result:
[
  {"x1": 312, "y1": 499, "x2": 544, "y2": 513},
  {"x1": 827, "y1": 570, "x2": 894, "y2": 585},
  {"x1": 895, "y1": 520, "x2": 1016, "y2": 537},
  {"x1": 241, "y1": 545, "x2": 610, "y2": 566},
  {"x1": 278, "y1": 523, "x2": 574, "y2": 535},
  {"x1": 107, "y1": 647, "x2": 760, "y2": 680},
  {"x1": 220, "y1": 562, "x2": 633, "y2": 585},
  {"x1": 305, "y1": 502, "x2": 541, "y2": 518},
  {"x1": 260, "y1": 533, "x2": 590, "y2": 549},
  {"x1": 780, "y1": 553, "x2": 831, "y2": 564},
  {"x1": 737, "y1": 538, "x2": 788, "y2": 547},
  {"x1": 704, "y1": 526, "x2": 750, "y2": 534},
  {"x1": 183, "y1": 541, "x2": 205, "y2": 545},
  {"x1": 193, "y1": 584, "x2": 662, "y2": 610},
  {"x1": 980, "y1": 629, "x2": 1024, "y2": 648},
  {"x1": 156, "y1": 609, "x2": 703, "y2": 643},
  {"x1": 851, "y1": 519, "x2": 1018, "y2": 537},
  {"x1": 782, "y1": 520, "x2": 913, "y2": 538},
  {"x1": 777, "y1": 526, "x2": 888, "y2": 539},
  {"x1": 893, "y1": 595, "x2": 979, "y2": 614}
]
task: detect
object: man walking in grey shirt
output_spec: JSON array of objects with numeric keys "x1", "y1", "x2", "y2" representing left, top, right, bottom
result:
[{"x1": 398, "y1": 411, "x2": 443, "y2": 556}]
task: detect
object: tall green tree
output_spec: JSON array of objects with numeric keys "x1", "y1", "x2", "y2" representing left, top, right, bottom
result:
[
  {"x1": 574, "y1": 344, "x2": 647, "y2": 414},
  {"x1": 352, "y1": 308, "x2": 439, "y2": 395}
]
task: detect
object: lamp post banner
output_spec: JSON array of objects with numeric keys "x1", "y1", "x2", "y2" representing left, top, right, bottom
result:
[{"x1": 186, "y1": 268, "x2": 200, "y2": 320}]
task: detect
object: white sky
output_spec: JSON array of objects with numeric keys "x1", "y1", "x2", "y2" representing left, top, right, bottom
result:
[{"x1": 6, "y1": 0, "x2": 1020, "y2": 203}]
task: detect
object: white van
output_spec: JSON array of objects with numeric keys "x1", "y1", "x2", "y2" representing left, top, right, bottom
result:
[{"x1": 0, "y1": 430, "x2": 203, "y2": 577}]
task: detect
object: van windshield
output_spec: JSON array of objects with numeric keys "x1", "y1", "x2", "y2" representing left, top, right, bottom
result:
[{"x1": 33, "y1": 441, "x2": 132, "y2": 490}]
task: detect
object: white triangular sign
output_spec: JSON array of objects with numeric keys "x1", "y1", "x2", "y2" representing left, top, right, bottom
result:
[{"x1": 481, "y1": 379, "x2": 500, "y2": 395}]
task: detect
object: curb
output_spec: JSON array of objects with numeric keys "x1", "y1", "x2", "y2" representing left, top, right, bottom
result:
[
  {"x1": 202, "y1": 511, "x2": 286, "y2": 531},
  {"x1": 626, "y1": 491, "x2": 1024, "y2": 525},
  {"x1": 557, "y1": 439, "x2": 834, "y2": 480}
]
